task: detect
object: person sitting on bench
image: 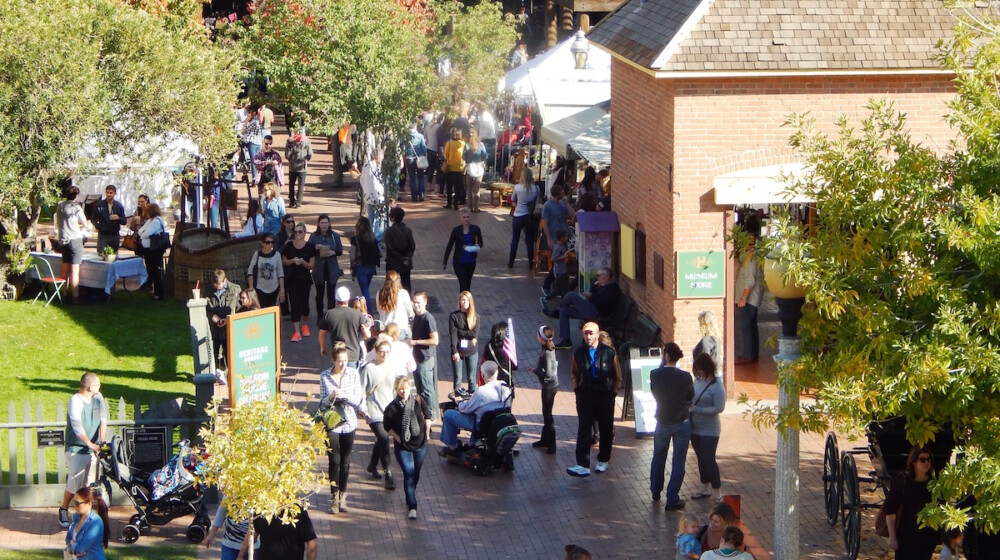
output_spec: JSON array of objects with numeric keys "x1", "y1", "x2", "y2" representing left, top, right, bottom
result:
[
  {"x1": 549, "y1": 267, "x2": 621, "y2": 349},
  {"x1": 438, "y1": 361, "x2": 512, "y2": 456}
]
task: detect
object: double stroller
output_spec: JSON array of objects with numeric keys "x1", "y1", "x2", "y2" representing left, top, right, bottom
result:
[
  {"x1": 440, "y1": 390, "x2": 522, "y2": 475},
  {"x1": 96, "y1": 435, "x2": 211, "y2": 544}
]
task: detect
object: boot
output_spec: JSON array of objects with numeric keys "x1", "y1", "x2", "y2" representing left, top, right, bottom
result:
[
  {"x1": 338, "y1": 490, "x2": 349, "y2": 512},
  {"x1": 384, "y1": 470, "x2": 396, "y2": 491}
]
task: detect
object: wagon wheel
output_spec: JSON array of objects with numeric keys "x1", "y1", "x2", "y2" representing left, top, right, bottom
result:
[
  {"x1": 840, "y1": 453, "x2": 861, "y2": 560},
  {"x1": 823, "y1": 433, "x2": 840, "y2": 526}
]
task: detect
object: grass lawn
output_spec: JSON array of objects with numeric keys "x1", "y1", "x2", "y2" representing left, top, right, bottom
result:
[
  {"x1": 0, "y1": 297, "x2": 196, "y2": 483},
  {"x1": 0, "y1": 546, "x2": 197, "y2": 559}
]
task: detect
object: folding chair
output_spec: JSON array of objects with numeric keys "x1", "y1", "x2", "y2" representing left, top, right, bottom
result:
[{"x1": 31, "y1": 256, "x2": 66, "y2": 307}]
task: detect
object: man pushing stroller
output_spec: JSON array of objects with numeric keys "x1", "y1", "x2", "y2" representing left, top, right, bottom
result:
[{"x1": 438, "y1": 361, "x2": 512, "y2": 457}]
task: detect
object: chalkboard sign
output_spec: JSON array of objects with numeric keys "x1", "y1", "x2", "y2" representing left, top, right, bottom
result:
[
  {"x1": 228, "y1": 307, "x2": 281, "y2": 406},
  {"x1": 37, "y1": 430, "x2": 65, "y2": 447},
  {"x1": 122, "y1": 426, "x2": 169, "y2": 475}
]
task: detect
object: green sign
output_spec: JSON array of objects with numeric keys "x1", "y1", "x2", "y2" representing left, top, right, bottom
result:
[
  {"x1": 227, "y1": 308, "x2": 281, "y2": 406},
  {"x1": 676, "y1": 250, "x2": 726, "y2": 299}
]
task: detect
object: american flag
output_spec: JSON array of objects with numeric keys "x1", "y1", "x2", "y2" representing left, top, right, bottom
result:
[{"x1": 502, "y1": 317, "x2": 518, "y2": 368}]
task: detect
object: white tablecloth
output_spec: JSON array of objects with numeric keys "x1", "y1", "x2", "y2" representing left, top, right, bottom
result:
[{"x1": 28, "y1": 252, "x2": 148, "y2": 295}]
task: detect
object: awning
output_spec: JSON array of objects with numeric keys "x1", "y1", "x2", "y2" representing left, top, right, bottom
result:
[
  {"x1": 713, "y1": 163, "x2": 813, "y2": 205},
  {"x1": 500, "y1": 35, "x2": 611, "y2": 98},
  {"x1": 540, "y1": 100, "x2": 611, "y2": 166}
]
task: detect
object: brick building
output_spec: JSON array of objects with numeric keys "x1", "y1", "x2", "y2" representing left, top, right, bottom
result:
[{"x1": 587, "y1": 0, "x2": 960, "y2": 392}]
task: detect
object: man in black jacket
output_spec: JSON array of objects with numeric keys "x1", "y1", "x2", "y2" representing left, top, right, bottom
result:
[
  {"x1": 92, "y1": 184, "x2": 126, "y2": 253},
  {"x1": 566, "y1": 322, "x2": 622, "y2": 477},
  {"x1": 384, "y1": 207, "x2": 416, "y2": 292},
  {"x1": 649, "y1": 342, "x2": 694, "y2": 510},
  {"x1": 549, "y1": 267, "x2": 621, "y2": 349}
]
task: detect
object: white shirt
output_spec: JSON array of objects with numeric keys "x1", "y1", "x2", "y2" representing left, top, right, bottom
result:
[
  {"x1": 360, "y1": 161, "x2": 385, "y2": 210},
  {"x1": 511, "y1": 182, "x2": 539, "y2": 218},
  {"x1": 378, "y1": 289, "x2": 414, "y2": 338},
  {"x1": 138, "y1": 217, "x2": 165, "y2": 247},
  {"x1": 477, "y1": 111, "x2": 496, "y2": 141},
  {"x1": 235, "y1": 215, "x2": 264, "y2": 238}
]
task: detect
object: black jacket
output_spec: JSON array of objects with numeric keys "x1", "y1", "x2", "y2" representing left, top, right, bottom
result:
[
  {"x1": 590, "y1": 281, "x2": 621, "y2": 319},
  {"x1": 443, "y1": 224, "x2": 483, "y2": 265},
  {"x1": 570, "y1": 343, "x2": 622, "y2": 394},
  {"x1": 649, "y1": 366, "x2": 694, "y2": 425},
  {"x1": 384, "y1": 222, "x2": 416, "y2": 272},
  {"x1": 92, "y1": 199, "x2": 126, "y2": 235}
]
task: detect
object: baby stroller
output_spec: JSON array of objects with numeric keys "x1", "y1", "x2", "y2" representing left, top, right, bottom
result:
[
  {"x1": 441, "y1": 390, "x2": 522, "y2": 475},
  {"x1": 96, "y1": 435, "x2": 211, "y2": 544}
]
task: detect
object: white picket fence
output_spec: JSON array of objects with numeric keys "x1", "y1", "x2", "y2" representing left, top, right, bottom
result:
[{"x1": 1, "y1": 397, "x2": 208, "y2": 508}]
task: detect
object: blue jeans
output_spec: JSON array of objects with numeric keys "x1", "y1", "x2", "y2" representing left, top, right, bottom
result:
[
  {"x1": 222, "y1": 545, "x2": 240, "y2": 560},
  {"x1": 440, "y1": 409, "x2": 477, "y2": 447},
  {"x1": 650, "y1": 419, "x2": 691, "y2": 504},
  {"x1": 405, "y1": 157, "x2": 426, "y2": 200},
  {"x1": 394, "y1": 442, "x2": 427, "y2": 510},
  {"x1": 246, "y1": 143, "x2": 261, "y2": 182},
  {"x1": 737, "y1": 303, "x2": 759, "y2": 360},
  {"x1": 415, "y1": 357, "x2": 438, "y2": 421},
  {"x1": 367, "y1": 207, "x2": 386, "y2": 243},
  {"x1": 355, "y1": 265, "x2": 375, "y2": 314},
  {"x1": 451, "y1": 352, "x2": 479, "y2": 393},
  {"x1": 509, "y1": 213, "x2": 536, "y2": 265},
  {"x1": 558, "y1": 292, "x2": 600, "y2": 341}
]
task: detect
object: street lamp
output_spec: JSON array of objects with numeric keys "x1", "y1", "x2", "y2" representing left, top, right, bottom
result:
[
  {"x1": 762, "y1": 247, "x2": 806, "y2": 560},
  {"x1": 571, "y1": 29, "x2": 590, "y2": 69}
]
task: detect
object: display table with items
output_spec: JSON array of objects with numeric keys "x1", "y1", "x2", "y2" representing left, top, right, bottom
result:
[{"x1": 27, "y1": 251, "x2": 147, "y2": 297}]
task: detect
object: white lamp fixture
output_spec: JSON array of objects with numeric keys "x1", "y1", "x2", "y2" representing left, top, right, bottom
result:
[{"x1": 571, "y1": 29, "x2": 590, "y2": 69}]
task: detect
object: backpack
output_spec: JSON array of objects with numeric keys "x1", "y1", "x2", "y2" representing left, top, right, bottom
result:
[{"x1": 259, "y1": 162, "x2": 277, "y2": 186}]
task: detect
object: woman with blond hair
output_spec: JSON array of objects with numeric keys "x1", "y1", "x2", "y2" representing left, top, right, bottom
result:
[
  {"x1": 448, "y1": 291, "x2": 480, "y2": 395},
  {"x1": 377, "y1": 270, "x2": 414, "y2": 341},
  {"x1": 693, "y1": 310, "x2": 723, "y2": 378},
  {"x1": 463, "y1": 128, "x2": 488, "y2": 212},
  {"x1": 260, "y1": 183, "x2": 286, "y2": 235}
]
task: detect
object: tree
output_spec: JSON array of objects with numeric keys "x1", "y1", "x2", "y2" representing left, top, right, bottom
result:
[
  {"x1": 752, "y1": 6, "x2": 1000, "y2": 532},
  {"x1": 430, "y1": 0, "x2": 520, "y2": 108},
  {"x1": 198, "y1": 396, "x2": 327, "y2": 560},
  {"x1": 0, "y1": 0, "x2": 238, "y2": 263}
]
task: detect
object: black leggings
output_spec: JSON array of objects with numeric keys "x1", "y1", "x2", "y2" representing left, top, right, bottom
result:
[
  {"x1": 690, "y1": 433, "x2": 721, "y2": 488},
  {"x1": 286, "y1": 276, "x2": 312, "y2": 323},
  {"x1": 445, "y1": 171, "x2": 465, "y2": 206},
  {"x1": 328, "y1": 430, "x2": 355, "y2": 493},
  {"x1": 539, "y1": 385, "x2": 557, "y2": 445},
  {"x1": 142, "y1": 250, "x2": 165, "y2": 298},
  {"x1": 367, "y1": 422, "x2": 391, "y2": 471},
  {"x1": 453, "y1": 262, "x2": 476, "y2": 292}
]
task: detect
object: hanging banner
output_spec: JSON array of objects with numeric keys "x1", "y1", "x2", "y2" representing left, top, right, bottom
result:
[{"x1": 227, "y1": 307, "x2": 281, "y2": 406}]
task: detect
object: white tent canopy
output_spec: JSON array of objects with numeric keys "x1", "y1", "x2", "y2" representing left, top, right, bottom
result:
[
  {"x1": 713, "y1": 163, "x2": 814, "y2": 205},
  {"x1": 541, "y1": 100, "x2": 611, "y2": 166},
  {"x1": 72, "y1": 134, "x2": 200, "y2": 214},
  {"x1": 500, "y1": 35, "x2": 612, "y2": 99}
]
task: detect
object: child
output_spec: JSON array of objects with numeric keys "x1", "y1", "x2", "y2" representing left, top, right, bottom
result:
[
  {"x1": 540, "y1": 230, "x2": 570, "y2": 307},
  {"x1": 529, "y1": 325, "x2": 558, "y2": 454},
  {"x1": 940, "y1": 526, "x2": 963, "y2": 560},
  {"x1": 700, "y1": 527, "x2": 753, "y2": 560},
  {"x1": 351, "y1": 296, "x2": 376, "y2": 357},
  {"x1": 676, "y1": 513, "x2": 702, "y2": 560}
]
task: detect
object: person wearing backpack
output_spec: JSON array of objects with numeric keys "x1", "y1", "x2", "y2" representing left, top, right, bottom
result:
[
  {"x1": 442, "y1": 128, "x2": 466, "y2": 210},
  {"x1": 253, "y1": 135, "x2": 284, "y2": 192},
  {"x1": 285, "y1": 132, "x2": 313, "y2": 208}
]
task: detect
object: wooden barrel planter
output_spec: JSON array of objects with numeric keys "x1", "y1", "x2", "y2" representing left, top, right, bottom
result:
[{"x1": 171, "y1": 227, "x2": 263, "y2": 301}]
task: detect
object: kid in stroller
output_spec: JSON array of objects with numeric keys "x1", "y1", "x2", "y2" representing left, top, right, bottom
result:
[
  {"x1": 439, "y1": 361, "x2": 521, "y2": 474},
  {"x1": 96, "y1": 435, "x2": 211, "y2": 544}
]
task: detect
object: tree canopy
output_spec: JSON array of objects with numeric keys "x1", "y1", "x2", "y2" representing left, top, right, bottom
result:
[
  {"x1": 757, "y1": 8, "x2": 1000, "y2": 533},
  {"x1": 0, "y1": 0, "x2": 238, "y2": 244}
]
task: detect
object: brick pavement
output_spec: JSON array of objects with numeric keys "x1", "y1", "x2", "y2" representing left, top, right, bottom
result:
[{"x1": 0, "y1": 126, "x2": 892, "y2": 559}]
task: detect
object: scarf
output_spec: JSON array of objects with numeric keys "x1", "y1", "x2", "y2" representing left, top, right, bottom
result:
[{"x1": 401, "y1": 393, "x2": 418, "y2": 443}]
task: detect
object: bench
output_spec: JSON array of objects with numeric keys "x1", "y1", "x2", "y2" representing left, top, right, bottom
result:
[{"x1": 490, "y1": 182, "x2": 514, "y2": 207}]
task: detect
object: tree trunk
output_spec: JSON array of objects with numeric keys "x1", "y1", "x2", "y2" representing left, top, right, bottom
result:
[{"x1": 247, "y1": 521, "x2": 255, "y2": 560}]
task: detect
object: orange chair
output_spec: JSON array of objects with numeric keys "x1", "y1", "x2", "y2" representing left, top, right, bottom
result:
[{"x1": 31, "y1": 256, "x2": 66, "y2": 307}]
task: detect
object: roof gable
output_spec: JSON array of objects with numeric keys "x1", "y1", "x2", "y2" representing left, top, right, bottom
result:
[{"x1": 589, "y1": 0, "x2": 959, "y2": 74}]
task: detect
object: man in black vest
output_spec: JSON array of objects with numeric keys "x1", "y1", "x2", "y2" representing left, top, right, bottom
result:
[
  {"x1": 92, "y1": 184, "x2": 126, "y2": 253},
  {"x1": 648, "y1": 342, "x2": 694, "y2": 510},
  {"x1": 566, "y1": 321, "x2": 622, "y2": 477}
]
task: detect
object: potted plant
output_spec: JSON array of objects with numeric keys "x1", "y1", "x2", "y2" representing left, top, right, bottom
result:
[{"x1": 101, "y1": 244, "x2": 117, "y2": 263}]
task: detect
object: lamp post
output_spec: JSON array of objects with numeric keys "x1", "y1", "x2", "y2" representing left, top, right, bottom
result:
[
  {"x1": 762, "y1": 249, "x2": 806, "y2": 560},
  {"x1": 570, "y1": 29, "x2": 590, "y2": 69}
]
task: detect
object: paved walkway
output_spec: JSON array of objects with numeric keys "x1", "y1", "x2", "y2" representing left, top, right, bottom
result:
[{"x1": 0, "y1": 125, "x2": 892, "y2": 559}]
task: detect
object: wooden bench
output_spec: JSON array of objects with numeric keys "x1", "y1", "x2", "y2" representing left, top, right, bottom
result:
[{"x1": 489, "y1": 182, "x2": 515, "y2": 207}]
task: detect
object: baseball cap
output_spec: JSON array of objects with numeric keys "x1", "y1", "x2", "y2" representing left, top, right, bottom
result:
[{"x1": 335, "y1": 286, "x2": 351, "y2": 302}]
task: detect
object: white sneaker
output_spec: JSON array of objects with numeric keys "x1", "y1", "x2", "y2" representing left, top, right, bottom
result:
[
  {"x1": 407, "y1": 508, "x2": 417, "y2": 520},
  {"x1": 566, "y1": 464, "x2": 591, "y2": 477},
  {"x1": 215, "y1": 368, "x2": 228, "y2": 385},
  {"x1": 595, "y1": 461, "x2": 609, "y2": 473}
]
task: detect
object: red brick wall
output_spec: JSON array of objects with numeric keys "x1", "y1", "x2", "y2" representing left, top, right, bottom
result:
[{"x1": 610, "y1": 61, "x2": 957, "y2": 387}]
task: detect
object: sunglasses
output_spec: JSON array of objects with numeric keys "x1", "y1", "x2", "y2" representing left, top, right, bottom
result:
[
  {"x1": 71, "y1": 500, "x2": 90, "y2": 507},
  {"x1": 295, "y1": 230, "x2": 306, "y2": 234},
  {"x1": 262, "y1": 240, "x2": 274, "y2": 245},
  {"x1": 916, "y1": 456, "x2": 932, "y2": 464},
  {"x1": 284, "y1": 220, "x2": 294, "y2": 224}
]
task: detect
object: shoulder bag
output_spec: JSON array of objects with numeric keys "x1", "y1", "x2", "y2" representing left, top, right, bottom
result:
[
  {"x1": 689, "y1": 377, "x2": 717, "y2": 428},
  {"x1": 874, "y1": 476, "x2": 905, "y2": 537},
  {"x1": 411, "y1": 140, "x2": 429, "y2": 169}
]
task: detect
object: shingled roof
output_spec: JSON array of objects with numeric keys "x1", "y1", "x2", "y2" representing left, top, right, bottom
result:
[{"x1": 587, "y1": 0, "x2": 960, "y2": 73}]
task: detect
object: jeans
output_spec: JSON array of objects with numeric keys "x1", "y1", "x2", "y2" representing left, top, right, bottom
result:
[
  {"x1": 247, "y1": 143, "x2": 261, "y2": 182},
  {"x1": 367, "y1": 422, "x2": 391, "y2": 472},
  {"x1": 222, "y1": 545, "x2": 240, "y2": 560},
  {"x1": 650, "y1": 419, "x2": 691, "y2": 504},
  {"x1": 690, "y1": 433, "x2": 721, "y2": 488},
  {"x1": 415, "y1": 357, "x2": 438, "y2": 421},
  {"x1": 288, "y1": 170, "x2": 307, "y2": 205},
  {"x1": 451, "y1": 352, "x2": 479, "y2": 393},
  {"x1": 575, "y1": 389, "x2": 615, "y2": 468},
  {"x1": 394, "y1": 442, "x2": 426, "y2": 510},
  {"x1": 405, "y1": 158, "x2": 426, "y2": 200},
  {"x1": 737, "y1": 303, "x2": 759, "y2": 360},
  {"x1": 314, "y1": 276, "x2": 338, "y2": 316},
  {"x1": 355, "y1": 265, "x2": 376, "y2": 314},
  {"x1": 440, "y1": 409, "x2": 477, "y2": 447},
  {"x1": 328, "y1": 430, "x2": 355, "y2": 492},
  {"x1": 208, "y1": 206, "x2": 221, "y2": 229},
  {"x1": 558, "y1": 292, "x2": 600, "y2": 341},
  {"x1": 509, "y1": 214, "x2": 535, "y2": 265},
  {"x1": 453, "y1": 262, "x2": 476, "y2": 292}
]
